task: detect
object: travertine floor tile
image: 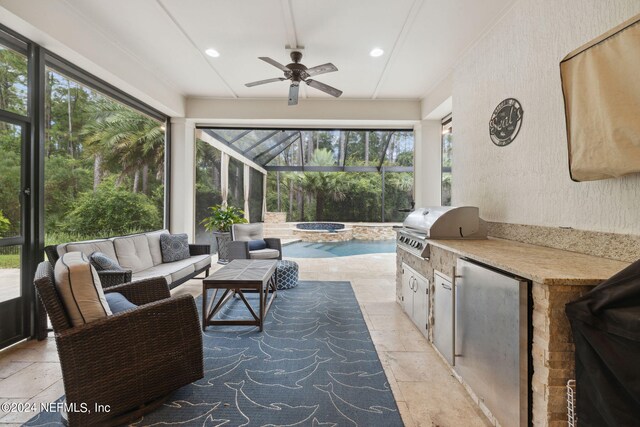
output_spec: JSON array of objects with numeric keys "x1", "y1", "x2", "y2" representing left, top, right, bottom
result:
[
  {"x1": 0, "y1": 361, "x2": 31, "y2": 380},
  {"x1": 0, "y1": 363, "x2": 61, "y2": 398},
  {"x1": 400, "y1": 381, "x2": 491, "y2": 427}
]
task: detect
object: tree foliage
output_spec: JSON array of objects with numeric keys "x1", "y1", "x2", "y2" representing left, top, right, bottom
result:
[{"x1": 61, "y1": 180, "x2": 161, "y2": 236}]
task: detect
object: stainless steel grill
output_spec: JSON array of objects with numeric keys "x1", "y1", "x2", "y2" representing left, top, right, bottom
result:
[{"x1": 396, "y1": 206, "x2": 487, "y2": 259}]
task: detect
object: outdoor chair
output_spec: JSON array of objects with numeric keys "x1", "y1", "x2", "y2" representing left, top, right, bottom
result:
[
  {"x1": 228, "y1": 223, "x2": 282, "y2": 261},
  {"x1": 33, "y1": 261, "x2": 203, "y2": 426}
]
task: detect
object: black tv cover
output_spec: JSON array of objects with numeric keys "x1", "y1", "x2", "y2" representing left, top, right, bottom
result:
[{"x1": 565, "y1": 259, "x2": 640, "y2": 426}]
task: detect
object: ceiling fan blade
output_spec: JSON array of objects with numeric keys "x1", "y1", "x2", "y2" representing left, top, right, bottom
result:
[
  {"x1": 259, "y1": 57, "x2": 289, "y2": 72},
  {"x1": 288, "y1": 84, "x2": 299, "y2": 106},
  {"x1": 305, "y1": 63, "x2": 338, "y2": 77},
  {"x1": 245, "y1": 77, "x2": 286, "y2": 87},
  {"x1": 305, "y1": 79, "x2": 343, "y2": 98}
]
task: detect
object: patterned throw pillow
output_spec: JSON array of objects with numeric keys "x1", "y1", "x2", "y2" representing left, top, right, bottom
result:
[
  {"x1": 90, "y1": 252, "x2": 124, "y2": 271},
  {"x1": 160, "y1": 233, "x2": 190, "y2": 263}
]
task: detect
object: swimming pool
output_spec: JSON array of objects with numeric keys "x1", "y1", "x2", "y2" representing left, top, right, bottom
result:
[{"x1": 283, "y1": 240, "x2": 396, "y2": 258}]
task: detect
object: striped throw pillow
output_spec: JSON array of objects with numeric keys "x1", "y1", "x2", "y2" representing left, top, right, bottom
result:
[{"x1": 54, "y1": 252, "x2": 112, "y2": 327}]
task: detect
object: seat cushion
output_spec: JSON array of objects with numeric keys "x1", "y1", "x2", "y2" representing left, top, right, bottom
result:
[
  {"x1": 113, "y1": 234, "x2": 154, "y2": 273},
  {"x1": 90, "y1": 252, "x2": 125, "y2": 271},
  {"x1": 160, "y1": 233, "x2": 190, "y2": 263},
  {"x1": 145, "y1": 230, "x2": 169, "y2": 266},
  {"x1": 105, "y1": 292, "x2": 137, "y2": 314},
  {"x1": 248, "y1": 239, "x2": 267, "y2": 250},
  {"x1": 131, "y1": 256, "x2": 208, "y2": 284},
  {"x1": 54, "y1": 252, "x2": 112, "y2": 326},
  {"x1": 249, "y1": 248, "x2": 280, "y2": 259},
  {"x1": 171, "y1": 264, "x2": 195, "y2": 283},
  {"x1": 191, "y1": 254, "x2": 212, "y2": 271},
  {"x1": 58, "y1": 239, "x2": 117, "y2": 261}
]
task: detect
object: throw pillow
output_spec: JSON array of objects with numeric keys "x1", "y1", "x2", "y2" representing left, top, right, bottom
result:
[
  {"x1": 90, "y1": 251, "x2": 124, "y2": 271},
  {"x1": 105, "y1": 292, "x2": 138, "y2": 314},
  {"x1": 54, "y1": 252, "x2": 112, "y2": 327},
  {"x1": 248, "y1": 239, "x2": 268, "y2": 251},
  {"x1": 160, "y1": 233, "x2": 190, "y2": 263}
]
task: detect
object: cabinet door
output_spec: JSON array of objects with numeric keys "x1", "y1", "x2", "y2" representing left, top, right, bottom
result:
[
  {"x1": 434, "y1": 271, "x2": 454, "y2": 365},
  {"x1": 413, "y1": 274, "x2": 429, "y2": 338},
  {"x1": 401, "y1": 265, "x2": 414, "y2": 317}
]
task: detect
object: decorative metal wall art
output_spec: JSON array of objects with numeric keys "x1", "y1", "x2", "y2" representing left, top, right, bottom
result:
[{"x1": 489, "y1": 98, "x2": 524, "y2": 146}]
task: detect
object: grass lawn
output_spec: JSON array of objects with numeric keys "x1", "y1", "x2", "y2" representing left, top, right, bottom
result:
[{"x1": 0, "y1": 254, "x2": 20, "y2": 269}]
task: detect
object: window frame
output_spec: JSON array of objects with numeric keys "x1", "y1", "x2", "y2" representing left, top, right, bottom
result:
[{"x1": 441, "y1": 115, "x2": 452, "y2": 206}]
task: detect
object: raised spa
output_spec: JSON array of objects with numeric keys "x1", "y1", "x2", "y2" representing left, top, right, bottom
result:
[
  {"x1": 296, "y1": 222, "x2": 345, "y2": 232},
  {"x1": 293, "y1": 222, "x2": 352, "y2": 242}
]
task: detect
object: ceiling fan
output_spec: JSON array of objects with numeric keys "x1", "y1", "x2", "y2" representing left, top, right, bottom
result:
[{"x1": 245, "y1": 51, "x2": 343, "y2": 106}]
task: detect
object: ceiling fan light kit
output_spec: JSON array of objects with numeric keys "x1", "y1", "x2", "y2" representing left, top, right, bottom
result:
[{"x1": 245, "y1": 51, "x2": 343, "y2": 106}]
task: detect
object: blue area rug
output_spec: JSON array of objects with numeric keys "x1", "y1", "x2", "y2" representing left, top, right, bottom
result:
[{"x1": 24, "y1": 281, "x2": 402, "y2": 426}]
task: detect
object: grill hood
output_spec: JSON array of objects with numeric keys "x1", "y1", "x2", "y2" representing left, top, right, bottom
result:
[{"x1": 403, "y1": 206, "x2": 487, "y2": 239}]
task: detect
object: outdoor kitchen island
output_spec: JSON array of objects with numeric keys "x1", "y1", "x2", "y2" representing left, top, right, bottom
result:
[{"x1": 396, "y1": 236, "x2": 629, "y2": 427}]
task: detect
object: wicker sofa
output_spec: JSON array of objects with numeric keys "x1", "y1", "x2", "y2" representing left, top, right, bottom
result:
[
  {"x1": 45, "y1": 229, "x2": 211, "y2": 288},
  {"x1": 40, "y1": 230, "x2": 211, "y2": 339}
]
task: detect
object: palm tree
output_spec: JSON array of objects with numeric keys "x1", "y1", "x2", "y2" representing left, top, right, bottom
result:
[
  {"x1": 81, "y1": 99, "x2": 164, "y2": 194},
  {"x1": 298, "y1": 149, "x2": 345, "y2": 220}
]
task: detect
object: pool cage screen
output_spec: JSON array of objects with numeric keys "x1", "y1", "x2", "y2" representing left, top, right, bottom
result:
[{"x1": 195, "y1": 127, "x2": 414, "y2": 246}]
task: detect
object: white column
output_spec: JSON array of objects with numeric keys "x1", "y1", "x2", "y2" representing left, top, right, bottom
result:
[
  {"x1": 220, "y1": 153, "x2": 229, "y2": 206},
  {"x1": 243, "y1": 164, "x2": 250, "y2": 220},
  {"x1": 170, "y1": 118, "x2": 196, "y2": 239},
  {"x1": 413, "y1": 120, "x2": 443, "y2": 207}
]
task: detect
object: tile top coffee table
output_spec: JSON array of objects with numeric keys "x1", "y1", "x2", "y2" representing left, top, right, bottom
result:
[{"x1": 202, "y1": 259, "x2": 277, "y2": 331}]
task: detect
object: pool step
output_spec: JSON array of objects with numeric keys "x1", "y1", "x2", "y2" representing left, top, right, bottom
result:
[{"x1": 262, "y1": 221, "x2": 296, "y2": 238}]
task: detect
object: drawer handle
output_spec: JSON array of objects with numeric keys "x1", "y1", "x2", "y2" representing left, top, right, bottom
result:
[{"x1": 441, "y1": 283, "x2": 451, "y2": 291}]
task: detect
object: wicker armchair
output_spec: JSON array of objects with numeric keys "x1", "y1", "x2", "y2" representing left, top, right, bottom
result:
[{"x1": 33, "y1": 261, "x2": 204, "y2": 426}]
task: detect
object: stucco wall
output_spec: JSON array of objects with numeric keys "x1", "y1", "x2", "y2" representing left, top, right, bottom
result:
[{"x1": 452, "y1": 0, "x2": 640, "y2": 234}]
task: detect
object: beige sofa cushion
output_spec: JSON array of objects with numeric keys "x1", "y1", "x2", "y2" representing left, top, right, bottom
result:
[
  {"x1": 191, "y1": 254, "x2": 211, "y2": 271},
  {"x1": 58, "y1": 239, "x2": 117, "y2": 261},
  {"x1": 113, "y1": 234, "x2": 153, "y2": 273},
  {"x1": 131, "y1": 255, "x2": 210, "y2": 284},
  {"x1": 171, "y1": 264, "x2": 195, "y2": 283},
  {"x1": 145, "y1": 230, "x2": 169, "y2": 266},
  {"x1": 54, "y1": 252, "x2": 111, "y2": 326}
]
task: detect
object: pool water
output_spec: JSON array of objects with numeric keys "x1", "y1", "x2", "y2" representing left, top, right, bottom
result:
[{"x1": 283, "y1": 240, "x2": 396, "y2": 258}]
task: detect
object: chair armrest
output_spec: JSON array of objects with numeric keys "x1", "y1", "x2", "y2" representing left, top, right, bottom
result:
[
  {"x1": 264, "y1": 238, "x2": 283, "y2": 260},
  {"x1": 55, "y1": 295, "x2": 203, "y2": 410},
  {"x1": 97, "y1": 270, "x2": 133, "y2": 288},
  {"x1": 189, "y1": 244, "x2": 211, "y2": 256},
  {"x1": 103, "y1": 276, "x2": 171, "y2": 305},
  {"x1": 44, "y1": 245, "x2": 59, "y2": 267},
  {"x1": 228, "y1": 241, "x2": 250, "y2": 260}
]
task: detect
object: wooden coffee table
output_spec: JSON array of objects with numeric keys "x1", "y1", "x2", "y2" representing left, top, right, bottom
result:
[{"x1": 202, "y1": 259, "x2": 277, "y2": 331}]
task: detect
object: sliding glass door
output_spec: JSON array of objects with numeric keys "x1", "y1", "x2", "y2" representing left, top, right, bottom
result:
[{"x1": 0, "y1": 31, "x2": 31, "y2": 347}]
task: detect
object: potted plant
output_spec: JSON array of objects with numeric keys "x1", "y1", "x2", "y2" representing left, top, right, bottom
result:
[{"x1": 201, "y1": 205, "x2": 248, "y2": 264}]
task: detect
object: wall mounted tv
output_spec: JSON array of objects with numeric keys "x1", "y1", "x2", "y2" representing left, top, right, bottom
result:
[{"x1": 560, "y1": 13, "x2": 640, "y2": 182}]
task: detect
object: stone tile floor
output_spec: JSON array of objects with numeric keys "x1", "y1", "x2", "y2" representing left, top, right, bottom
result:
[{"x1": 0, "y1": 253, "x2": 490, "y2": 426}]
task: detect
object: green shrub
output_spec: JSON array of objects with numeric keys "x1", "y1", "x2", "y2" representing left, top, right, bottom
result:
[
  {"x1": 0, "y1": 210, "x2": 10, "y2": 236},
  {"x1": 61, "y1": 181, "x2": 161, "y2": 237}
]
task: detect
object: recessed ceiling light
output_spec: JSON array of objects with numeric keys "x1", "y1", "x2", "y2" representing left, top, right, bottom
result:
[
  {"x1": 205, "y1": 48, "x2": 220, "y2": 58},
  {"x1": 369, "y1": 48, "x2": 384, "y2": 57}
]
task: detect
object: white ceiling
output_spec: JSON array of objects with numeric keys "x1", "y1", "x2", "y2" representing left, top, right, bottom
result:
[{"x1": 17, "y1": 0, "x2": 517, "y2": 101}]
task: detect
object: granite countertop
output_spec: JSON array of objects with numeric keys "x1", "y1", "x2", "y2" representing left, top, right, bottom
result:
[{"x1": 426, "y1": 238, "x2": 629, "y2": 286}]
